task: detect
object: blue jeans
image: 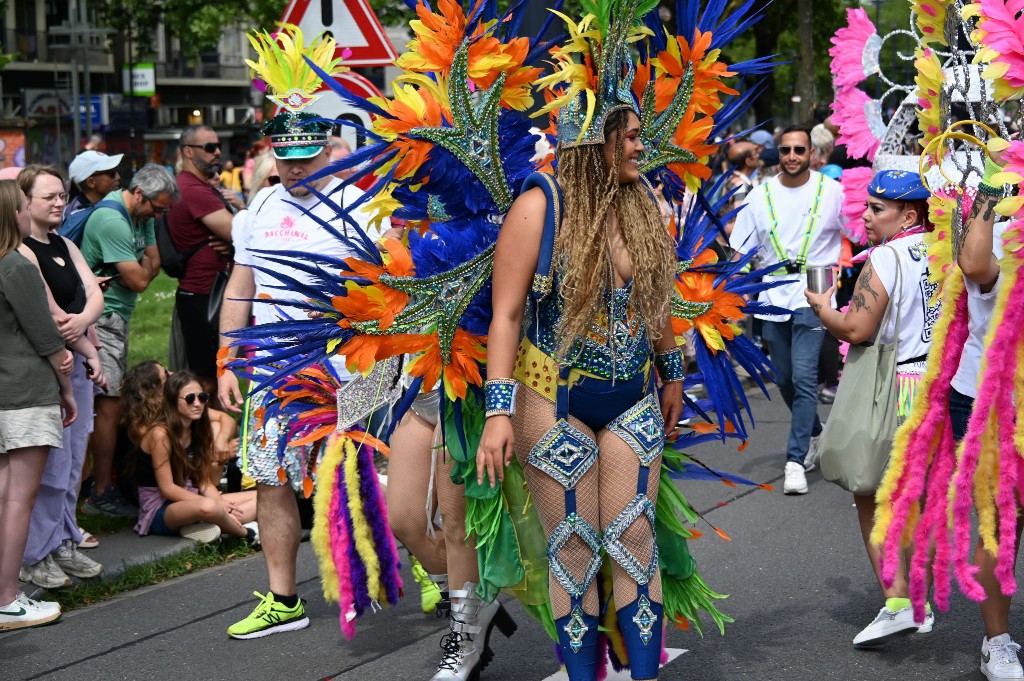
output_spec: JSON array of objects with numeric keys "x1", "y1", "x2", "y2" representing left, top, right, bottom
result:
[
  {"x1": 949, "y1": 388, "x2": 974, "y2": 442},
  {"x1": 762, "y1": 307, "x2": 824, "y2": 465}
]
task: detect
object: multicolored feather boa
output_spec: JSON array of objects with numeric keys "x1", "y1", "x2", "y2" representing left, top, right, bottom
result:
[{"x1": 311, "y1": 430, "x2": 403, "y2": 638}]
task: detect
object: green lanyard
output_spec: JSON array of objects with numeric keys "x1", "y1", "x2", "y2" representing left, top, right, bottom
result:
[{"x1": 764, "y1": 173, "x2": 825, "y2": 275}]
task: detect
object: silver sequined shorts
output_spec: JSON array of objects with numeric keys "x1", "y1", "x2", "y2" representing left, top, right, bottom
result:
[{"x1": 244, "y1": 393, "x2": 323, "y2": 492}]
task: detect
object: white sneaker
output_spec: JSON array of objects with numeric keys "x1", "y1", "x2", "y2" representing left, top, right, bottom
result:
[
  {"x1": 916, "y1": 609, "x2": 935, "y2": 634},
  {"x1": 981, "y1": 633, "x2": 1024, "y2": 680},
  {"x1": 180, "y1": 522, "x2": 222, "y2": 544},
  {"x1": 243, "y1": 521, "x2": 260, "y2": 546},
  {"x1": 0, "y1": 593, "x2": 61, "y2": 631},
  {"x1": 853, "y1": 605, "x2": 921, "y2": 647},
  {"x1": 804, "y1": 435, "x2": 821, "y2": 472},
  {"x1": 783, "y1": 462, "x2": 808, "y2": 495},
  {"x1": 52, "y1": 540, "x2": 103, "y2": 579},
  {"x1": 20, "y1": 554, "x2": 72, "y2": 589}
]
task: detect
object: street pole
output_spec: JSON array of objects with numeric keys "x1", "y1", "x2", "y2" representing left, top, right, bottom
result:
[
  {"x1": 128, "y1": 18, "x2": 136, "y2": 171},
  {"x1": 82, "y1": 0, "x2": 93, "y2": 141},
  {"x1": 71, "y1": 52, "x2": 82, "y2": 155}
]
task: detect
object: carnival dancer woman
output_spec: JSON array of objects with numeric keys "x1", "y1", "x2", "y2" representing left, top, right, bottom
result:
[
  {"x1": 478, "y1": 102, "x2": 684, "y2": 679},
  {"x1": 805, "y1": 170, "x2": 939, "y2": 647},
  {"x1": 0, "y1": 178, "x2": 77, "y2": 630}
]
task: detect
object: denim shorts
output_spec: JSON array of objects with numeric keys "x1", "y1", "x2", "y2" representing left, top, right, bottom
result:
[{"x1": 148, "y1": 501, "x2": 175, "y2": 536}]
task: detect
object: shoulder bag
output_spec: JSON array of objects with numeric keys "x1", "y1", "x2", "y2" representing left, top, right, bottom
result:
[{"x1": 819, "y1": 245, "x2": 902, "y2": 496}]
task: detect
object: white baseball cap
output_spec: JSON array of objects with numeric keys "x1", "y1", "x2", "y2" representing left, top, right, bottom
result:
[{"x1": 68, "y1": 151, "x2": 124, "y2": 184}]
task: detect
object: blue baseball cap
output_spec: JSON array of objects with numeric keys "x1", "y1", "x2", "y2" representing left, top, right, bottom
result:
[{"x1": 867, "y1": 170, "x2": 929, "y2": 201}]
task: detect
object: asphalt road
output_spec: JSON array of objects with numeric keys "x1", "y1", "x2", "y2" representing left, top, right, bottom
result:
[{"x1": 4, "y1": 387, "x2": 1019, "y2": 681}]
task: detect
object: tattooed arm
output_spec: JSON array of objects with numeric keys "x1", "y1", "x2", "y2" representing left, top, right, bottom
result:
[
  {"x1": 805, "y1": 258, "x2": 890, "y2": 344},
  {"x1": 959, "y1": 192, "x2": 1000, "y2": 292}
]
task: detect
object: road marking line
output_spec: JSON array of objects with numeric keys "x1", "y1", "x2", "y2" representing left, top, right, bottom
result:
[{"x1": 541, "y1": 647, "x2": 687, "y2": 680}]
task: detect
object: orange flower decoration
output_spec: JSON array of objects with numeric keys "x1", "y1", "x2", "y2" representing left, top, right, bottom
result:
[
  {"x1": 333, "y1": 239, "x2": 415, "y2": 329},
  {"x1": 373, "y1": 86, "x2": 450, "y2": 180},
  {"x1": 672, "y1": 249, "x2": 746, "y2": 353},
  {"x1": 407, "y1": 328, "x2": 486, "y2": 399},
  {"x1": 653, "y1": 31, "x2": 737, "y2": 115}
]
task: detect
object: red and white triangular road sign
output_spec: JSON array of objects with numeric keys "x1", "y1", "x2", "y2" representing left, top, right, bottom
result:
[{"x1": 280, "y1": 0, "x2": 399, "y2": 67}]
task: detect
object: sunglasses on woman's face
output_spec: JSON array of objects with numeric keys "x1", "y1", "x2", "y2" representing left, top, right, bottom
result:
[{"x1": 181, "y1": 392, "x2": 209, "y2": 406}]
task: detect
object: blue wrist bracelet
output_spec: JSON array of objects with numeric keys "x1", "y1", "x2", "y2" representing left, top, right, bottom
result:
[
  {"x1": 484, "y1": 379, "x2": 517, "y2": 417},
  {"x1": 654, "y1": 347, "x2": 685, "y2": 383}
]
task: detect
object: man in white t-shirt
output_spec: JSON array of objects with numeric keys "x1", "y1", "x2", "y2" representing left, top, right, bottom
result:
[
  {"x1": 729, "y1": 125, "x2": 845, "y2": 495},
  {"x1": 216, "y1": 113, "x2": 386, "y2": 640}
]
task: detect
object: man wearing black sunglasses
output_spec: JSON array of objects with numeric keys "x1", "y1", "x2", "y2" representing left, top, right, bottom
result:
[
  {"x1": 167, "y1": 125, "x2": 242, "y2": 393},
  {"x1": 729, "y1": 124, "x2": 846, "y2": 496}
]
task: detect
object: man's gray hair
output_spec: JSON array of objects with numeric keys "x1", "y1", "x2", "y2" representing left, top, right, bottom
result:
[
  {"x1": 180, "y1": 124, "x2": 215, "y2": 146},
  {"x1": 129, "y1": 163, "x2": 179, "y2": 200}
]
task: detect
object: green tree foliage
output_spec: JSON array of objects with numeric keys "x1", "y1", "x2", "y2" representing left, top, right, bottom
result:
[{"x1": 97, "y1": 0, "x2": 289, "y2": 59}]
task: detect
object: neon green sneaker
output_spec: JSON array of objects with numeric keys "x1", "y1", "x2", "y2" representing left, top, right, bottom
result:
[
  {"x1": 411, "y1": 557, "x2": 442, "y2": 614},
  {"x1": 227, "y1": 591, "x2": 309, "y2": 639}
]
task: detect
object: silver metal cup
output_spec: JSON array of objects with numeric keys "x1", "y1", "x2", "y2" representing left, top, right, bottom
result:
[{"x1": 806, "y1": 266, "x2": 834, "y2": 294}]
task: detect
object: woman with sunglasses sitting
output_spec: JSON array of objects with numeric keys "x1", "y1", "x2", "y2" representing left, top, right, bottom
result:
[{"x1": 133, "y1": 370, "x2": 257, "y2": 543}]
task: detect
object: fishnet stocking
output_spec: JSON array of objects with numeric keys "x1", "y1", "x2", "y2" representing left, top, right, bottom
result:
[
  {"x1": 513, "y1": 387, "x2": 601, "y2": 620},
  {"x1": 436, "y1": 444, "x2": 480, "y2": 589},
  {"x1": 597, "y1": 429, "x2": 663, "y2": 608},
  {"x1": 386, "y1": 410, "x2": 447, "y2": 574}
]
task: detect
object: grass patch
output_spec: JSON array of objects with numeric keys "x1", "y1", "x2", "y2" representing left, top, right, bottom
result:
[
  {"x1": 127, "y1": 273, "x2": 177, "y2": 368},
  {"x1": 53, "y1": 537, "x2": 258, "y2": 611},
  {"x1": 77, "y1": 510, "x2": 135, "y2": 537}
]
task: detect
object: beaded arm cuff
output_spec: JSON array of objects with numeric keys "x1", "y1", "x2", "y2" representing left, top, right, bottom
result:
[
  {"x1": 654, "y1": 347, "x2": 685, "y2": 384},
  {"x1": 485, "y1": 379, "x2": 518, "y2": 418}
]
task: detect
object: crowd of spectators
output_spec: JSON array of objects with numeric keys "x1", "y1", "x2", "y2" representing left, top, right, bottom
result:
[{"x1": 0, "y1": 128, "x2": 286, "y2": 630}]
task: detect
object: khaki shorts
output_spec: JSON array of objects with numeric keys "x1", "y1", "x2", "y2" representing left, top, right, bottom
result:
[
  {"x1": 95, "y1": 313, "x2": 129, "y2": 397},
  {"x1": 0, "y1": 404, "x2": 63, "y2": 453}
]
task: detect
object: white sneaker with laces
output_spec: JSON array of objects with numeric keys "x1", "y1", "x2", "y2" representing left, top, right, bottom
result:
[
  {"x1": 783, "y1": 461, "x2": 808, "y2": 495},
  {"x1": 20, "y1": 554, "x2": 72, "y2": 589},
  {"x1": 52, "y1": 540, "x2": 103, "y2": 579},
  {"x1": 804, "y1": 435, "x2": 821, "y2": 472},
  {"x1": 981, "y1": 633, "x2": 1024, "y2": 680},
  {"x1": 0, "y1": 593, "x2": 61, "y2": 630},
  {"x1": 853, "y1": 605, "x2": 921, "y2": 647}
]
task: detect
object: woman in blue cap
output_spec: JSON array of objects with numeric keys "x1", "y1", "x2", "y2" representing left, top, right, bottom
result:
[{"x1": 805, "y1": 169, "x2": 941, "y2": 648}]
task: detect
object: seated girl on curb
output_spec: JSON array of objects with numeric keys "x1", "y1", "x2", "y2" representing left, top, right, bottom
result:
[{"x1": 132, "y1": 370, "x2": 257, "y2": 544}]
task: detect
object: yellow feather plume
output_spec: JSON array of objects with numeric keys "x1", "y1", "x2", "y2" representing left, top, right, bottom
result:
[{"x1": 246, "y1": 23, "x2": 348, "y2": 105}]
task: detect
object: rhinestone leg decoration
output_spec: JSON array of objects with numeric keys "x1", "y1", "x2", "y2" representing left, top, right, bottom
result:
[
  {"x1": 529, "y1": 418, "x2": 602, "y2": 679},
  {"x1": 604, "y1": 421, "x2": 664, "y2": 680}
]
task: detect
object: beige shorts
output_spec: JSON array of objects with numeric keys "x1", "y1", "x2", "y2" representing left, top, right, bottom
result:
[{"x1": 0, "y1": 405, "x2": 63, "y2": 453}]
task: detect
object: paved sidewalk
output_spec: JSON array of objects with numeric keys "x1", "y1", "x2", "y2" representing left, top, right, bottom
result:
[{"x1": 20, "y1": 530, "x2": 196, "y2": 599}]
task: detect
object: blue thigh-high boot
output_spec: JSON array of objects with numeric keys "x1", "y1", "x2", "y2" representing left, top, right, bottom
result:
[
  {"x1": 555, "y1": 602, "x2": 601, "y2": 680},
  {"x1": 604, "y1": 393, "x2": 665, "y2": 679},
  {"x1": 616, "y1": 586, "x2": 664, "y2": 679},
  {"x1": 528, "y1": 415, "x2": 603, "y2": 680}
]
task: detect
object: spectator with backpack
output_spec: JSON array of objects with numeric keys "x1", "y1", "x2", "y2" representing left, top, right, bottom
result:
[
  {"x1": 64, "y1": 151, "x2": 123, "y2": 219},
  {"x1": 79, "y1": 163, "x2": 178, "y2": 517},
  {"x1": 165, "y1": 125, "x2": 240, "y2": 394}
]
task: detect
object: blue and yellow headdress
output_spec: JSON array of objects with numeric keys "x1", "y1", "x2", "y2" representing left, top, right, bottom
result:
[
  {"x1": 535, "y1": 0, "x2": 655, "y2": 147},
  {"x1": 247, "y1": 24, "x2": 348, "y2": 159}
]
